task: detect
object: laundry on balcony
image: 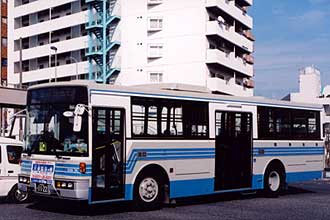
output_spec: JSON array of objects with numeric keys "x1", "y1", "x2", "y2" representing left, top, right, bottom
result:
[
  {"x1": 243, "y1": 30, "x2": 255, "y2": 41},
  {"x1": 243, "y1": 79, "x2": 255, "y2": 89},
  {"x1": 243, "y1": 54, "x2": 254, "y2": 64}
]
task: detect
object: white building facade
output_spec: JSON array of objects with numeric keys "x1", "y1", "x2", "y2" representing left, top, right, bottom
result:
[{"x1": 8, "y1": 0, "x2": 255, "y2": 96}]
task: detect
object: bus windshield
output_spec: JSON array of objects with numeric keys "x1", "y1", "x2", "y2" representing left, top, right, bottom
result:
[{"x1": 25, "y1": 86, "x2": 89, "y2": 157}]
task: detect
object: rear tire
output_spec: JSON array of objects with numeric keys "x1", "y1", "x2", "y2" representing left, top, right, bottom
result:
[
  {"x1": 264, "y1": 165, "x2": 285, "y2": 197},
  {"x1": 9, "y1": 184, "x2": 29, "y2": 204},
  {"x1": 133, "y1": 174, "x2": 163, "y2": 211}
]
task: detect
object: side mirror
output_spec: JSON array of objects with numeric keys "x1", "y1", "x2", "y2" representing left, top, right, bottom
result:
[
  {"x1": 73, "y1": 115, "x2": 82, "y2": 132},
  {"x1": 74, "y1": 104, "x2": 85, "y2": 116}
]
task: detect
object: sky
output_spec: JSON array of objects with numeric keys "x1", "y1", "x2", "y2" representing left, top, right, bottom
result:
[{"x1": 250, "y1": 0, "x2": 330, "y2": 99}]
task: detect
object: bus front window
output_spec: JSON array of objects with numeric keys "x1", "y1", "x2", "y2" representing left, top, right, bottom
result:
[{"x1": 25, "y1": 87, "x2": 89, "y2": 157}]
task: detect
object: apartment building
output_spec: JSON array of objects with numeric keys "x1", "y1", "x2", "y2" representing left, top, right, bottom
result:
[
  {"x1": 8, "y1": 0, "x2": 255, "y2": 96},
  {"x1": 1, "y1": 0, "x2": 7, "y2": 86}
]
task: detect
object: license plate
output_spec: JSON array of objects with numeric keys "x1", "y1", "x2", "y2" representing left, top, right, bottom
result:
[{"x1": 36, "y1": 184, "x2": 49, "y2": 194}]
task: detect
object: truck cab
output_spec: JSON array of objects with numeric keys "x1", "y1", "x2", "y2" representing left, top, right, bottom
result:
[{"x1": 0, "y1": 137, "x2": 28, "y2": 203}]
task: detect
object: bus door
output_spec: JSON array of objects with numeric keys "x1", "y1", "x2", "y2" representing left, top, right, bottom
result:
[
  {"x1": 215, "y1": 111, "x2": 252, "y2": 191},
  {"x1": 91, "y1": 108, "x2": 125, "y2": 201}
]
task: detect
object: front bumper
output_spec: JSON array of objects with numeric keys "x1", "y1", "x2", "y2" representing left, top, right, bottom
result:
[{"x1": 18, "y1": 177, "x2": 89, "y2": 201}]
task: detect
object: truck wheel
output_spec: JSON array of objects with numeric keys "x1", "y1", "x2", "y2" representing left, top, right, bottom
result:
[
  {"x1": 9, "y1": 184, "x2": 29, "y2": 203},
  {"x1": 133, "y1": 175, "x2": 163, "y2": 211}
]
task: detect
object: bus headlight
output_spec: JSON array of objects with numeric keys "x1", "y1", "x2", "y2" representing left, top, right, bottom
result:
[{"x1": 55, "y1": 181, "x2": 74, "y2": 190}]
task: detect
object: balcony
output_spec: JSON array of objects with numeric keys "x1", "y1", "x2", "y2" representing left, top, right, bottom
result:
[
  {"x1": 14, "y1": 10, "x2": 88, "y2": 39},
  {"x1": 13, "y1": 36, "x2": 88, "y2": 62},
  {"x1": 14, "y1": 0, "x2": 76, "y2": 18},
  {"x1": 17, "y1": 61, "x2": 88, "y2": 84},
  {"x1": 206, "y1": 0, "x2": 253, "y2": 29},
  {"x1": 206, "y1": 21, "x2": 253, "y2": 52},
  {"x1": 207, "y1": 77, "x2": 253, "y2": 97},
  {"x1": 206, "y1": 49, "x2": 253, "y2": 77}
]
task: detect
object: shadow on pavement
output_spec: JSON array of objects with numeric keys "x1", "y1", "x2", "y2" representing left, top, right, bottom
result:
[
  {"x1": 25, "y1": 185, "x2": 315, "y2": 216},
  {"x1": 26, "y1": 199, "x2": 133, "y2": 216}
]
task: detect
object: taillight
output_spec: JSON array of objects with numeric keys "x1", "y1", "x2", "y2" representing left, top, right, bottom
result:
[{"x1": 79, "y1": 162, "x2": 86, "y2": 174}]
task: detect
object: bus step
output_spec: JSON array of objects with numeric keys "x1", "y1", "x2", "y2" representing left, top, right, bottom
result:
[{"x1": 240, "y1": 191, "x2": 257, "y2": 196}]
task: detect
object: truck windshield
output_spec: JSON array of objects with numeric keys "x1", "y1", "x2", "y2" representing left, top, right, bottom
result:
[{"x1": 25, "y1": 86, "x2": 89, "y2": 157}]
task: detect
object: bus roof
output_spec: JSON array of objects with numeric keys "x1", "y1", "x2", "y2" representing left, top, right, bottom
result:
[{"x1": 28, "y1": 80, "x2": 323, "y2": 111}]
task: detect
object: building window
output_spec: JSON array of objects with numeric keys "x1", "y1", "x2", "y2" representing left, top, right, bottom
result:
[
  {"x1": 149, "y1": 72, "x2": 163, "y2": 83},
  {"x1": 1, "y1": 58, "x2": 7, "y2": 66},
  {"x1": 148, "y1": 44, "x2": 163, "y2": 58},
  {"x1": 148, "y1": 17, "x2": 163, "y2": 31},
  {"x1": 1, "y1": 17, "x2": 7, "y2": 24},
  {"x1": 1, "y1": 38, "x2": 7, "y2": 47}
]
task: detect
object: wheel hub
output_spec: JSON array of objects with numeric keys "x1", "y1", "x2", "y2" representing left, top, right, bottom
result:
[
  {"x1": 268, "y1": 171, "x2": 280, "y2": 192},
  {"x1": 14, "y1": 189, "x2": 28, "y2": 202},
  {"x1": 139, "y1": 177, "x2": 159, "y2": 202}
]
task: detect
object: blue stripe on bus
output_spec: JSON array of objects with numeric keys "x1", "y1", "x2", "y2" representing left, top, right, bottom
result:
[
  {"x1": 254, "y1": 153, "x2": 324, "y2": 157},
  {"x1": 55, "y1": 167, "x2": 92, "y2": 172},
  {"x1": 253, "y1": 147, "x2": 324, "y2": 157},
  {"x1": 54, "y1": 172, "x2": 92, "y2": 177},
  {"x1": 170, "y1": 178, "x2": 215, "y2": 198},
  {"x1": 124, "y1": 148, "x2": 216, "y2": 174},
  {"x1": 253, "y1": 147, "x2": 324, "y2": 152},
  {"x1": 286, "y1": 170, "x2": 323, "y2": 183},
  {"x1": 253, "y1": 147, "x2": 324, "y2": 151}
]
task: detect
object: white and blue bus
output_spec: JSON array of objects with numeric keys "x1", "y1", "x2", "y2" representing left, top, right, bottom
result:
[{"x1": 18, "y1": 81, "x2": 324, "y2": 209}]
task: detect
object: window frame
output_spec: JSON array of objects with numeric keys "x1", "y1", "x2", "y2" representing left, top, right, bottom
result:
[
  {"x1": 147, "y1": 17, "x2": 163, "y2": 31},
  {"x1": 6, "y1": 145, "x2": 23, "y2": 165},
  {"x1": 131, "y1": 97, "x2": 209, "y2": 140},
  {"x1": 257, "y1": 106, "x2": 321, "y2": 140}
]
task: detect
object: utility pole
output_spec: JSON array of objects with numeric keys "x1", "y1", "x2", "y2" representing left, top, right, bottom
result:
[
  {"x1": 19, "y1": 37, "x2": 23, "y2": 140},
  {"x1": 49, "y1": 8, "x2": 52, "y2": 83},
  {"x1": 19, "y1": 37, "x2": 23, "y2": 88}
]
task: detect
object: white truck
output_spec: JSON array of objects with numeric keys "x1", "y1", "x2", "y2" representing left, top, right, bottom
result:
[{"x1": 0, "y1": 137, "x2": 28, "y2": 203}]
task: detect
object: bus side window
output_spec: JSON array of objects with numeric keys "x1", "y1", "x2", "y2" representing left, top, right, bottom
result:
[{"x1": 132, "y1": 105, "x2": 146, "y2": 136}]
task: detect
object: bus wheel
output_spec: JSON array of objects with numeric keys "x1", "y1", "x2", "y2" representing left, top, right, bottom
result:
[
  {"x1": 134, "y1": 175, "x2": 163, "y2": 211},
  {"x1": 9, "y1": 184, "x2": 29, "y2": 204},
  {"x1": 264, "y1": 165, "x2": 285, "y2": 197}
]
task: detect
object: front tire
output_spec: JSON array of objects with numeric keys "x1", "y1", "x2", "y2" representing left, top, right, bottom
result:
[
  {"x1": 9, "y1": 184, "x2": 29, "y2": 203},
  {"x1": 264, "y1": 165, "x2": 285, "y2": 197},
  {"x1": 133, "y1": 175, "x2": 163, "y2": 211}
]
